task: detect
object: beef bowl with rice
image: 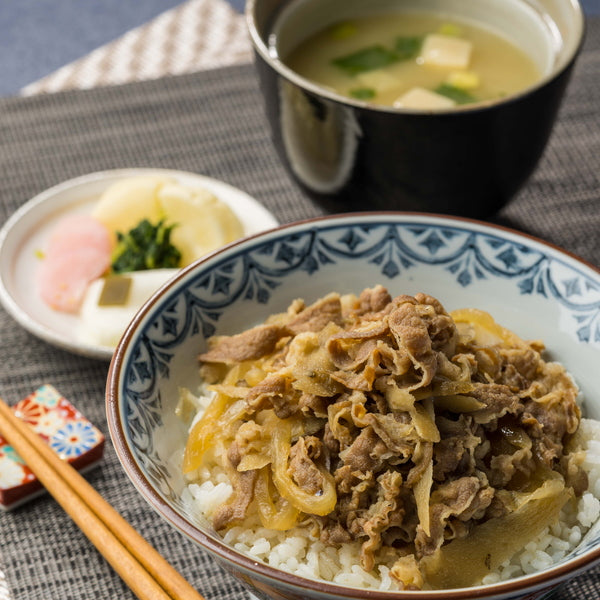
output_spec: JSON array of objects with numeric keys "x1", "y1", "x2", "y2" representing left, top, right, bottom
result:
[{"x1": 107, "y1": 213, "x2": 600, "y2": 600}]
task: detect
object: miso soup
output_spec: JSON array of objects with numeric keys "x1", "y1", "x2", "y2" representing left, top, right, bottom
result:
[{"x1": 284, "y1": 13, "x2": 542, "y2": 109}]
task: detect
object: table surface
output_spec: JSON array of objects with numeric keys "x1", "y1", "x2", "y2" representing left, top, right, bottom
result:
[{"x1": 0, "y1": 3, "x2": 599, "y2": 600}]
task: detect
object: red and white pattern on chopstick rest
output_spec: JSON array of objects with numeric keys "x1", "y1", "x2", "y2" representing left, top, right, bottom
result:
[
  {"x1": 0, "y1": 384, "x2": 105, "y2": 510},
  {"x1": 20, "y1": 0, "x2": 252, "y2": 96}
]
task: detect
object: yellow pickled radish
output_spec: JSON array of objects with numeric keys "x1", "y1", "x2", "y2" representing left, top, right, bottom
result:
[
  {"x1": 91, "y1": 175, "x2": 165, "y2": 239},
  {"x1": 91, "y1": 175, "x2": 244, "y2": 268},
  {"x1": 157, "y1": 182, "x2": 243, "y2": 267}
]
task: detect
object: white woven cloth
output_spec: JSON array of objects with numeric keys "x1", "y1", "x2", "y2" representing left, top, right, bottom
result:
[
  {"x1": 0, "y1": 570, "x2": 8, "y2": 600},
  {"x1": 20, "y1": 0, "x2": 252, "y2": 96}
]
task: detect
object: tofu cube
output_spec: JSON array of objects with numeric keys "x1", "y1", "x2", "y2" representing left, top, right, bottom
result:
[
  {"x1": 394, "y1": 87, "x2": 456, "y2": 110},
  {"x1": 356, "y1": 68, "x2": 401, "y2": 93},
  {"x1": 421, "y1": 34, "x2": 472, "y2": 69}
]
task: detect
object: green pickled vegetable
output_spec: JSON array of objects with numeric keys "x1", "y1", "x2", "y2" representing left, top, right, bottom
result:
[
  {"x1": 435, "y1": 83, "x2": 476, "y2": 105},
  {"x1": 111, "y1": 219, "x2": 181, "y2": 274}
]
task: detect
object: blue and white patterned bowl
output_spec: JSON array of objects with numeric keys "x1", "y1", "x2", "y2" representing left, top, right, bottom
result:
[{"x1": 107, "y1": 213, "x2": 600, "y2": 600}]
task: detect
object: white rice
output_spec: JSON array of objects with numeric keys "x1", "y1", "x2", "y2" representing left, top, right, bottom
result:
[{"x1": 182, "y1": 397, "x2": 600, "y2": 590}]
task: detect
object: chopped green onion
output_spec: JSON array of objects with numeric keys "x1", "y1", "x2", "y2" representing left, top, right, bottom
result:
[
  {"x1": 438, "y1": 23, "x2": 463, "y2": 37},
  {"x1": 332, "y1": 36, "x2": 423, "y2": 76},
  {"x1": 446, "y1": 71, "x2": 480, "y2": 90},
  {"x1": 330, "y1": 21, "x2": 358, "y2": 40},
  {"x1": 350, "y1": 87, "x2": 376, "y2": 100},
  {"x1": 394, "y1": 36, "x2": 423, "y2": 60},
  {"x1": 435, "y1": 83, "x2": 476, "y2": 105},
  {"x1": 332, "y1": 45, "x2": 398, "y2": 75}
]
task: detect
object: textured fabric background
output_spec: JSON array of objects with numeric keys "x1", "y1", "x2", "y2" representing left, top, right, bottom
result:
[
  {"x1": 19, "y1": 0, "x2": 252, "y2": 96},
  {"x1": 0, "y1": 18, "x2": 598, "y2": 600}
]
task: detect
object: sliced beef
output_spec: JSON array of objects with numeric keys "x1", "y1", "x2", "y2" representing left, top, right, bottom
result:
[
  {"x1": 199, "y1": 324, "x2": 286, "y2": 364},
  {"x1": 469, "y1": 382, "x2": 521, "y2": 424},
  {"x1": 388, "y1": 300, "x2": 438, "y2": 389},
  {"x1": 286, "y1": 293, "x2": 343, "y2": 334},
  {"x1": 433, "y1": 415, "x2": 480, "y2": 481},
  {"x1": 360, "y1": 470, "x2": 405, "y2": 571},
  {"x1": 196, "y1": 287, "x2": 586, "y2": 588},
  {"x1": 340, "y1": 426, "x2": 388, "y2": 475},
  {"x1": 363, "y1": 412, "x2": 416, "y2": 460},
  {"x1": 415, "y1": 476, "x2": 493, "y2": 557},
  {"x1": 352, "y1": 285, "x2": 393, "y2": 316},
  {"x1": 212, "y1": 469, "x2": 258, "y2": 531},
  {"x1": 245, "y1": 372, "x2": 297, "y2": 418},
  {"x1": 320, "y1": 521, "x2": 352, "y2": 544},
  {"x1": 289, "y1": 436, "x2": 325, "y2": 494},
  {"x1": 298, "y1": 393, "x2": 329, "y2": 418},
  {"x1": 413, "y1": 292, "x2": 458, "y2": 357},
  {"x1": 498, "y1": 347, "x2": 541, "y2": 390}
]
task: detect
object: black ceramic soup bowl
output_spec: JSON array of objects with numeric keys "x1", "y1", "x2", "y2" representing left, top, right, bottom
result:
[{"x1": 246, "y1": 0, "x2": 584, "y2": 218}]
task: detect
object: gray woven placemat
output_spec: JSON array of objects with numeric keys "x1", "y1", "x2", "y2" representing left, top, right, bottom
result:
[{"x1": 0, "y1": 19, "x2": 598, "y2": 600}]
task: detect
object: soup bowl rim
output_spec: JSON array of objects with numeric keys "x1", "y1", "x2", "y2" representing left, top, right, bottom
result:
[{"x1": 245, "y1": 0, "x2": 585, "y2": 115}]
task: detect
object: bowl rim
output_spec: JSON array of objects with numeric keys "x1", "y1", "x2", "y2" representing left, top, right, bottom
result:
[
  {"x1": 245, "y1": 0, "x2": 586, "y2": 116},
  {"x1": 106, "y1": 211, "x2": 600, "y2": 598}
]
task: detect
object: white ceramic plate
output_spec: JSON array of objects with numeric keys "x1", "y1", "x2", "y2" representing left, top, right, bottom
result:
[{"x1": 0, "y1": 168, "x2": 279, "y2": 361}]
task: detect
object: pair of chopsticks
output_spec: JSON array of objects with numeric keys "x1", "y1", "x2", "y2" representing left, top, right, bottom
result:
[{"x1": 0, "y1": 398, "x2": 205, "y2": 600}]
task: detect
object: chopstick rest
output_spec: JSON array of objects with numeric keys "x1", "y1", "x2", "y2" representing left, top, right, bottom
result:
[
  {"x1": 0, "y1": 392, "x2": 205, "y2": 600},
  {"x1": 0, "y1": 384, "x2": 104, "y2": 510}
]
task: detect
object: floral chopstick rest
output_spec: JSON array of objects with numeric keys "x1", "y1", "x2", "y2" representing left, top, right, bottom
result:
[{"x1": 0, "y1": 384, "x2": 105, "y2": 510}]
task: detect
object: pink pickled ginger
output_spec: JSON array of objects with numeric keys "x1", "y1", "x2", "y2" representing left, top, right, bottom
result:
[{"x1": 37, "y1": 214, "x2": 112, "y2": 313}]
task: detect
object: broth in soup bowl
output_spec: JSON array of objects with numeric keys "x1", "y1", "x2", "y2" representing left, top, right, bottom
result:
[
  {"x1": 284, "y1": 12, "x2": 542, "y2": 109},
  {"x1": 246, "y1": 0, "x2": 584, "y2": 218}
]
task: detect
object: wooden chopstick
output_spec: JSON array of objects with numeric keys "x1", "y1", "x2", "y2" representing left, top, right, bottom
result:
[{"x1": 0, "y1": 398, "x2": 205, "y2": 600}]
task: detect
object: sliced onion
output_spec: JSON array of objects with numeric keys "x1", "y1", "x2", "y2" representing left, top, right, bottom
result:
[
  {"x1": 255, "y1": 467, "x2": 301, "y2": 530},
  {"x1": 451, "y1": 308, "x2": 526, "y2": 348},
  {"x1": 433, "y1": 394, "x2": 485, "y2": 413},
  {"x1": 182, "y1": 396, "x2": 245, "y2": 473},
  {"x1": 271, "y1": 418, "x2": 337, "y2": 516},
  {"x1": 420, "y1": 478, "x2": 570, "y2": 589}
]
